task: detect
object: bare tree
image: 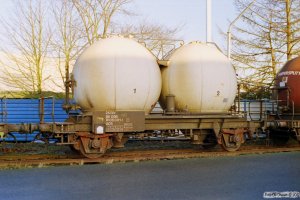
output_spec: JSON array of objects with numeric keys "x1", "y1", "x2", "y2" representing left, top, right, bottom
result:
[
  {"x1": 230, "y1": 0, "x2": 300, "y2": 98},
  {"x1": 100, "y1": 0, "x2": 133, "y2": 37},
  {"x1": 70, "y1": 0, "x2": 180, "y2": 58},
  {"x1": 279, "y1": 0, "x2": 300, "y2": 59},
  {"x1": 118, "y1": 22, "x2": 182, "y2": 59},
  {"x1": 71, "y1": 0, "x2": 132, "y2": 45},
  {"x1": 51, "y1": 0, "x2": 85, "y2": 92},
  {"x1": 0, "y1": 0, "x2": 51, "y2": 95}
]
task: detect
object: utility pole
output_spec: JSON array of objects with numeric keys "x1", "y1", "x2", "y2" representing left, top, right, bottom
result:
[{"x1": 206, "y1": 0, "x2": 212, "y2": 43}]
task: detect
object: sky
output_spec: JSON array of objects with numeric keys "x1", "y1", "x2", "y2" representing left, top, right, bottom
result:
[
  {"x1": 0, "y1": 0, "x2": 237, "y2": 49},
  {"x1": 128, "y1": 0, "x2": 237, "y2": 47}
]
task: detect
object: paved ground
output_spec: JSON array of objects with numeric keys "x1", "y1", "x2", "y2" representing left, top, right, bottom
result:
[{"x1": 0, "y1": 152, "x2": 299, "y2": 200}]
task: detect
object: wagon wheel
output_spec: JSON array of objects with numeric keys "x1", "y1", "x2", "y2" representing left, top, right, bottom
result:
[
  {"x1": 220, "y1": 133, "x2": 242, "y2": 152},
  {"x1": 79, "y1": 137, "x2": 106, "y2": 159},
  {"x1": 0, "y1": 133, "x2": 17, "y2": 143}
]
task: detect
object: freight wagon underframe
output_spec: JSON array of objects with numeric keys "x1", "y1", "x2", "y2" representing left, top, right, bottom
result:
[{"x1": 0, "y1": 111, "x2": 267, "y2": 158}]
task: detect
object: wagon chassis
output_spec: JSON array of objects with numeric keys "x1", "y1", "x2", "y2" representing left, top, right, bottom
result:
[{"x1": 0, "y1": 110, "x2": 267, "y2": 158}]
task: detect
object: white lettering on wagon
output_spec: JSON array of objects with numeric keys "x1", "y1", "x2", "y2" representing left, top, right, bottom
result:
[{"x1": 278, "y1": 71, "x2": 300, "y2": 76}]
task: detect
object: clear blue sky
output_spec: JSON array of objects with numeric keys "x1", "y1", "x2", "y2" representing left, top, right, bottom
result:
[
  {"x1": 129, "y1": 0, "x2": 236, "y2": 47},
  {"x1": 0, "y1": 0, "x2": 237, "y2": 49}
]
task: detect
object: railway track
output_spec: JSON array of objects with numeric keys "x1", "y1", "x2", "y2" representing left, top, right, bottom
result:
[{"x1": 0, "y1": 141, "x2": 300, "y2": 169}]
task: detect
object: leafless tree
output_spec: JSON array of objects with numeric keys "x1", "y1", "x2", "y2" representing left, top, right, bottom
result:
[
  {"x1": 71, "y1": 0, "x2": 132, "y2": 45},
  {"x1": 51, "y1": 0, "x2": 85, "y2": 91},
  {"x1": 0, "y1": 0, "x2": 52, "y2": 95},
  {"x1": 118, "y1": 21, "x2": 182, "y2": 59},
  {"x1": 230, "y1": 0, "x2": 300, "y2": 98}
]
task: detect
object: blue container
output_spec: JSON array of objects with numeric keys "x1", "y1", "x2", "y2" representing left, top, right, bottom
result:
[{"x1": 0, "y1": 98, "x2": 69, "y2": 142}]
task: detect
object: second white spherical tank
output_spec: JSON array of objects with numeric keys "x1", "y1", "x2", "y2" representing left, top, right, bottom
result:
[
  {"x1": 73, "y1": 37, "x2": 161, "y2": 114},
  {"x1": 160, "y1": 42, "x2": 237, "y2": 113}
]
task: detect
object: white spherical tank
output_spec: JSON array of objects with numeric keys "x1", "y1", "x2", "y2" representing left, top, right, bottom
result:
[
  {"x1": 160, "y1": 42, "x2": 237, "y2": 113},
  {"x1": 73, "y1": 37, "x2": 161, "y2": 114}
]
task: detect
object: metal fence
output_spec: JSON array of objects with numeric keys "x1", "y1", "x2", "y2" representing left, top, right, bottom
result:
[{"x1": 236, "y1": 99, "x2": 277, "y2": 121}]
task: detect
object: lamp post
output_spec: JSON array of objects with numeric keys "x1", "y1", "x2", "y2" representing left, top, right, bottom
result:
[{"x1": 227, "y1": 0, "x2": 257, "y2": 59}]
